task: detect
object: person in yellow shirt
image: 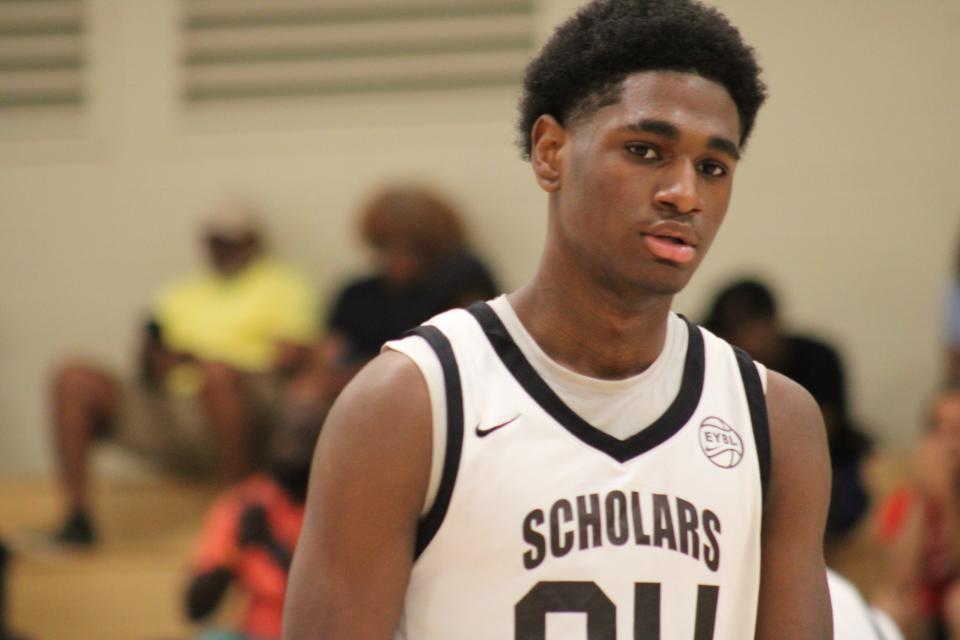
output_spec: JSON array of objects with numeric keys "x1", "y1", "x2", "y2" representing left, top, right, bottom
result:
[{"x1": 47, "y1": 202, "x2": 317, "y2": 546}]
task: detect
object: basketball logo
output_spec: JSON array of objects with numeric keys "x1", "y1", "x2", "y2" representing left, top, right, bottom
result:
[{"x1": 699, "y1": 416, "x2": 744, "y2": 469}]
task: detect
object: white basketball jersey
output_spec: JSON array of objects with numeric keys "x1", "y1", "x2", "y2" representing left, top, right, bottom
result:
[
  {"x1": 827, "y1": 569, "x2": 904, "y2": 640},
  {"x1": 393, "y1": 302, "x2": 771, "y2": 640}
]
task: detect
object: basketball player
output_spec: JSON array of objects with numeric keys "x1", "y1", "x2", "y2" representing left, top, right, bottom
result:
[
  {"x1": 284, "y1": 0, "x2": 832, "y2": 638},
  {"x1": 828, "y1": 569, "x2": 903, "y2": 640}
]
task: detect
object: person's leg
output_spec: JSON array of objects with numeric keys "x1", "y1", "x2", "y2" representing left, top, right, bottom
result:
[
  {"x1": 0, "y1": 542, "x2": 9, "y2": 634},
  {"x1": 49, "y1": 362, "x2": 118, "y2": 543},
  {"x1": 0, "y1": 540, "x2": 26, "y2": 640},
  {"x1": 199, "y1": 363, "x2": 253, "y2": 480}
]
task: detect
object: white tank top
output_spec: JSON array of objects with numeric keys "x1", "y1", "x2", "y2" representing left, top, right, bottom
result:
[
  {"x1": 387, "y1": 301, "x2": 771, "y2": 640},
  {"x1": 487, "y1": 295, "x2": 689, "y2": 439},
  {"x1": 827, "y1": 569, "x2": 903, "y2": 640}
]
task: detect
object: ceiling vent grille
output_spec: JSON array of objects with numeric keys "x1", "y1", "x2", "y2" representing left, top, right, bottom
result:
[
  {"x1": 0, "y1": 0, "x2": 85, "y2": 108},
  {"x1": 181, "y1": 0, "x2": 533, "y2": 102}
]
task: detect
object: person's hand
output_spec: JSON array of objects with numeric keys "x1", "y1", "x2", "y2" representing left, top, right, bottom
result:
[{"x1": 237, "y1": 504, "x2": 272, "y2": 547}]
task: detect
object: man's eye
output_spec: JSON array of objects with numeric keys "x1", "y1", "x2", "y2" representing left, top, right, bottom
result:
[
  {"x1": 625, "y1": 144, "x2": 660, "y2": 160},
  {"x1": 699, "y1": 161, "x2": 728, "y2": 177}
]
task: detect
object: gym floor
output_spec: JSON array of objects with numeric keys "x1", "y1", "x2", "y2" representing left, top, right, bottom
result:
[
  {"x1": 0, "y1": 453, "x2": 910, "y2": 640},
  {"x1": 1, "y1": 474, "x2": 232, "y2": 640}
]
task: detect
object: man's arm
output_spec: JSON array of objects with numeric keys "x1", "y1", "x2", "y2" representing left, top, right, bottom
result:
[
  {"x1": 755, "y1": 371, "x2": 833, "y2": 639},
  {"x1": 283, "y1": 351, "x2": 432, "y2": 640}
]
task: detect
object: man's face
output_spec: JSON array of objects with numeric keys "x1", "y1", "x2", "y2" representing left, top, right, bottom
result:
[
  {"x1": 268, "y1": 406, "x2": 324, "y2": 501},
  {"x1": 375, "y1": 240, "x2": 428, "y2": 290},
  {"x1": 205, "y1": 233, "x2": 259, "y2": 276},
  {"x1": 536, "y1": 71, "x2": 742, "y2": 297}
]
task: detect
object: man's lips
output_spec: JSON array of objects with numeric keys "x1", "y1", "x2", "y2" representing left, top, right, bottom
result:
[{"x1": 641, "y1": 222, "x2": 698, "y2": 264}]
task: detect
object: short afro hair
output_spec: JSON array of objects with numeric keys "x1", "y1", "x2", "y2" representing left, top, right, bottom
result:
[{"x1": 518, "y1": 0, "x2": 767, "y2": 159}]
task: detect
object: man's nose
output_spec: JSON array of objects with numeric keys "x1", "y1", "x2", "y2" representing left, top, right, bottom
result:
[{"x1": 653, "y1": 159, "x2": 702, "y2": 215}]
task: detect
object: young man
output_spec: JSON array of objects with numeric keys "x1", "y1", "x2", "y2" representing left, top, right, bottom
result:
[{"x1": 284, "y1": 1, "x2": 832, "y2": 638}]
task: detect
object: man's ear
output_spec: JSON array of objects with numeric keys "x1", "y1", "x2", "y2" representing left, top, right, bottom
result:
[{"x1": 530, "y1": 115, "x2": 566, "y2": 193}]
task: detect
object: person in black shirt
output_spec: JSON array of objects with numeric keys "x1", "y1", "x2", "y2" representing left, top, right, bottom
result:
[
  {"x1": 325, "y1": 184, "x2": 498, "y2": 363},
  {"x1": 704, "y1": 278, "x2": 871, "y2": 538}
]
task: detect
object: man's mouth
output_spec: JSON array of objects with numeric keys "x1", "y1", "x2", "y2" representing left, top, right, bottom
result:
[{"x1": 641, "y1": 233, "x2": 697, "y2": 264}]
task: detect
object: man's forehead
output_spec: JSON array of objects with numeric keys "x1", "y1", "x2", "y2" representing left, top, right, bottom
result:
[{"x1": 603, "y1": 70, "x2": 741, "y2": 143}]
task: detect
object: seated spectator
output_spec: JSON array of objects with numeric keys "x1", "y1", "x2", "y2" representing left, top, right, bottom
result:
[
  {"x1": 703, "y1": 278, "x2": 872, "y2": 539},
  {"x1": 0, "y1": 541, "x2": 27, "y2": 640},
  {"x1": 184, "y1": 376, "x2": 325, "y2": 640},
  {"x1": 875, "y1": 384, "x2": 960, "y2": 640},
  {"x1": 324, "y1": 184, "x2": 498, "y2": 365},
  {"x1": 829, "y1": 568, "x2": 904, "y2": 640},
  {"x1": 48, "y1": 201, "x2": 317, "y2": 546},
  {"x1": 945, "y1": 233, "x2": 960, "y2": 382}
]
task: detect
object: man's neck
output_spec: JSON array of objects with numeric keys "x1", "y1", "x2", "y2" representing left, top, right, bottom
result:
[{"x1": 507, "y1": 263, "x2": 674, "y2": 380}]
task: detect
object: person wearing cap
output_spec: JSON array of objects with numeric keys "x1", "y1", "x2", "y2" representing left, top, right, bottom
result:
[{"x1": 45, "y1": 201, "x2": 318, "y2": 547}]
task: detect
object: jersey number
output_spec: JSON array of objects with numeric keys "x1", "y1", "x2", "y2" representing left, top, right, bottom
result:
[{"x1": 515, "y1": 581, "x2": 719, "y2": 640}]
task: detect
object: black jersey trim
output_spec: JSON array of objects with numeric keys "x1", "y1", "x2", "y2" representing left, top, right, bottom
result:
[
  {"x1": 466, "y1": 302, "x2": 705, "y2": 463},
  {"x1": 733, "y1": 347, "x2": 772, "y2": 502},
  {"x1": 402, "y1": 325, "x2": 465, "y2": 559}
]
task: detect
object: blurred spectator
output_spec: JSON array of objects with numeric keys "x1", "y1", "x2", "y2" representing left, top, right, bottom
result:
[
  {"x1": 875, "y1": 384, "x2": 960, "y2": 640},
  {"x1": 48, "y1": 200, "x2": 317, "y2": 546},
  {"x1": 324, "y1": 184, "x2": 498, "y2": 365},
  {"x1": 703, "y1": 278, "x2": 872, "y2": 538},
  {"x1": 945, "y1": 232, "x2": 960, "y2": 382},
  {"x1": 184, "y1": 376, "x2": 325, "y2": 640},
  {"x1": 0, "y1": 541, "x2": 26, "y2": 640},
  {"x1": 829, "y1": 568, "x2": 904, "y2": 640}
]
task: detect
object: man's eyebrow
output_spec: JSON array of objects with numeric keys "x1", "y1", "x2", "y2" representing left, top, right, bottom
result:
[
  {"x1": 625, "y1": 119, "x2": 678, "y2": 139},
  {"x1": 624, "y1": 118, "x2": 741, "y2": 161},
  {"x1": 708, "y1": 137, "x2": 741, "y2": 160}
]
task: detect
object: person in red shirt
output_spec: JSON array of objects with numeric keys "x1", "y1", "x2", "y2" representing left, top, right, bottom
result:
[
  {"x1": 876, "y1": 384, "x2": 960, "y2": 639},
  {"x1": 185, "y1": 378, "x2": 326, "y2": 640}
]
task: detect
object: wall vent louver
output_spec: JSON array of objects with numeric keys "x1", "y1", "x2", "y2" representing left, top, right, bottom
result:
[
  {"x1": 181, "y1": 0, "x2": 533, "y2": 102},
  {"x1": 0, "y1": 0, "x2": 85, "y2": 109}
]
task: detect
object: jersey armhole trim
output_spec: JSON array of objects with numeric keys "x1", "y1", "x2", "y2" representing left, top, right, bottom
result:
[
  {"x1": 403, "y1": 325, "x2": 465, "y2": 559},
  {"x1": 733, "y1": 346, "x2": 772, "y2": 503}
]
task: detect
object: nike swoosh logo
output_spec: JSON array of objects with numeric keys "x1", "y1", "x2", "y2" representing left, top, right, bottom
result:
[{"x1": 475, "y1": 415, "x2": 521, "y2": 438}]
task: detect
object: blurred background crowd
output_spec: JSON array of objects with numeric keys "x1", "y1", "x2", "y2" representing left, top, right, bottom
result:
[{"x1": 1, "y1": 0, "x2": 959, "y2": 639}]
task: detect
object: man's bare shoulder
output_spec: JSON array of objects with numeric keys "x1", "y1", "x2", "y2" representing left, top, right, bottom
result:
[
  {"x1": 762, "y1": 368, "x2": 831, "y2": 505},
  {"x1": 334, "y1": 350, "x2": 430, "y2": 415},
  {"x1": 764, "y1": 370, "x2": 828, "y2": 461},
  {"x1": 319, "y1": 349, "x2": 432, "y2": 465},
  {"x1": 755, "y1": 370, "x2": 833, "y2": 638},
  {"x1": 285, "y1": 350, "x2": 433, "y2": 640}
]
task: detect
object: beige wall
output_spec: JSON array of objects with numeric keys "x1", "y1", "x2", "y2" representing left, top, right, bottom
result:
[{"x1": 2, "y1": 0, "x2": 958, "y2": 473}]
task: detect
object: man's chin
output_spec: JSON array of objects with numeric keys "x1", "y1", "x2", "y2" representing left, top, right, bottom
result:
[
  {"x1": 632, "y1": 264, "x2": 696, "y2": 297},
  {"x1": 639, "y1": 281, "x2": 687, "y2": 297},
  {"x1": 585, "y1": 256, "x2": 697, "y2": 300}
]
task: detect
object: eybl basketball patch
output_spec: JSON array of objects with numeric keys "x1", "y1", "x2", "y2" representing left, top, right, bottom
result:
[{"x1": 699, "y1": 416, "x2": 744, "y2": 469}]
